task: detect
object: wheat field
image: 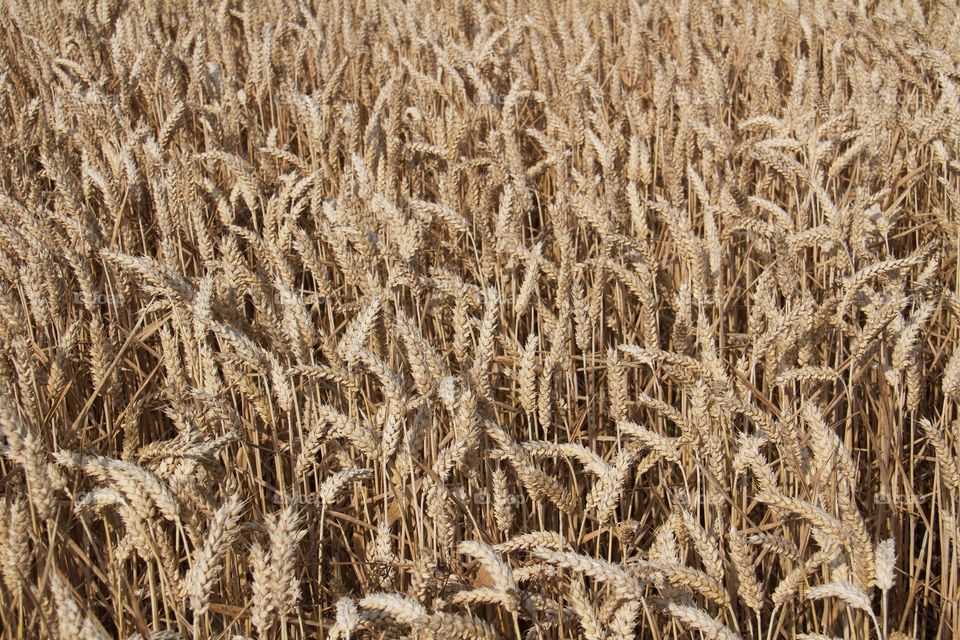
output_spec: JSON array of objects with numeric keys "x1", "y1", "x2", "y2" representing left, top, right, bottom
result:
[{"x1": 0, "y1": 0, "x2": 958, "y2": 638}]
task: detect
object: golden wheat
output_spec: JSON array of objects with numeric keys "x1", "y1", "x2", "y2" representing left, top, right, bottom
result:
[{"x1": 0, "y1": 0, "x2": 958, "y2": 638}]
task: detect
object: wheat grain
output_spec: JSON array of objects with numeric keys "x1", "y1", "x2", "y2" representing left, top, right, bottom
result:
[
  {"x1": 0, "y1": 3, "x2": 955, "y2": 638},
  {"x1": 185, "y1": 493, "x2": 245, "y2": 614}
]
